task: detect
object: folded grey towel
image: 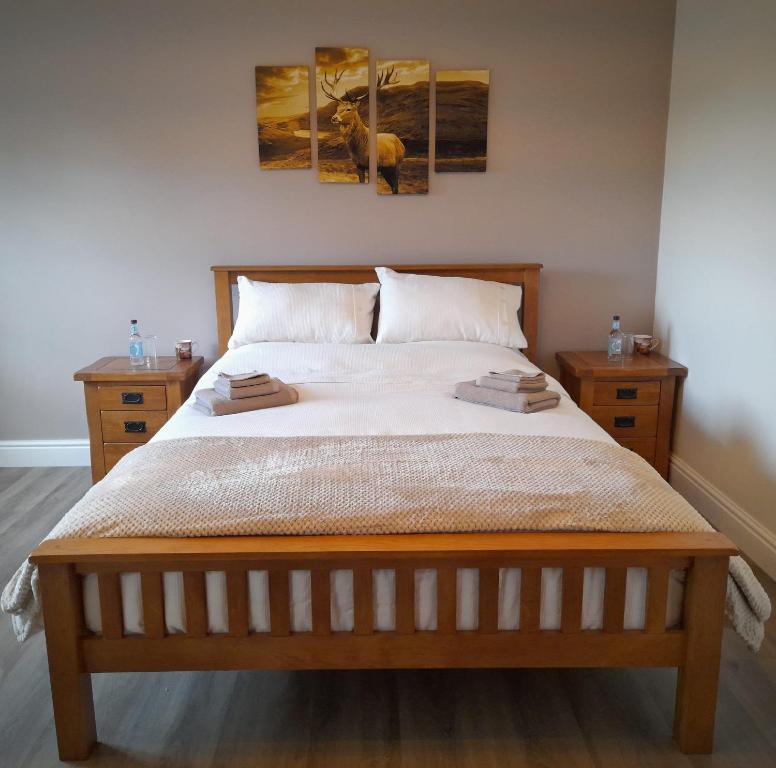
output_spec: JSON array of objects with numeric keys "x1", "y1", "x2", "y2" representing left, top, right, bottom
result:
[
  {"x1": 194, "y1": 383, "x2": 298, "y2": 416},
  {"x1": 217, "y1": 371, "x2": 271, "y2": 387},
  {"x1": 475, "y1": 375, "x2": 547, "y2": 393},
  {"x1": 488, "y1": 369, "x2": 546, "y2": 382},
  {"x1": 518, "y1": 397, "x2": 560, "y2": 414},
  {"x1": 455, "y1": 381, "x2": 560, "y2": 413},
  {"x1": 214, "y1": 377, "x2": 281, "y2": 400}
]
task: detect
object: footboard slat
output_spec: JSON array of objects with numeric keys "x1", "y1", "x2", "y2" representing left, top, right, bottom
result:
[
  {"x1": 646, "y1": 566, "x2": 670, "y2": 633},
  {"x1": 520, "y1": 566, "x2": 542, "y2": 632},
  {"x1": 396, "y1": 569, "x2": 415, "y2": 634},
  {"x1": 479, "y1": 567, "x2": 500, "y2": 633},
  {"x1": 311, "y1": 569, "x2": 331, "y2": 636},
  {"x1": 561, "y1": 566, "x2": 584, "y2": 633},
  {"x1": 227, "y1": 571, "x2": 249, "y2": 638},
  {"x1": 352, "y1": 568, "x2": 372, "y2": 635},
  {"x1": 97, "y1": 573, "x2": 123, "y2": 640},
  {"x1": 140, "y1": 571, "x2": 165, "y2": 639},
  {"x1": 603, "y1": 566, "x2": 627, "y2": 633},
  {"x1": 268, "y1": 569, "x2": 290, "y2": 637},
  {"x1": 183, "y1": 571, "x2": 207, "y2": 637},
  {"x1": 437, "y1": 567, "x2": 457, "y2": 633}
]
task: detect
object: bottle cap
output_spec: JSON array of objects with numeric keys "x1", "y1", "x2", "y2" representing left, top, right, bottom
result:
[
  {"x1": 613, "y1": 315, "x2": 620, "y2": 321},
  {"x1": 130, "y1": 319, "x2": 137, "y2": 324}
]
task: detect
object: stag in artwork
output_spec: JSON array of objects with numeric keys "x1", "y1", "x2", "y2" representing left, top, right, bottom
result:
[{"x1": 321, "y1": 66, "x2": 405, "y2": 192}]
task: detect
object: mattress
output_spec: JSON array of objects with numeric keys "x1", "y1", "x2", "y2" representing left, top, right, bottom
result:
[{"x1": 83, "y1": 341, "x2": 685, "y2": 634}]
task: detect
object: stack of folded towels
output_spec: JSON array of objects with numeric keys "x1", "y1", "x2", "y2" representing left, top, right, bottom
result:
[
  {"x1": 454, "y1": 369, "x2": 561, "y2": 413},
  {"x1": 193, "y1": 371, "x2": 298, "y2": 416}
]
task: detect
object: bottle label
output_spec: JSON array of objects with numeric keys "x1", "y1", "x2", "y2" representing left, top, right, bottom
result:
[{"x1": 129, "y1": 341, "x2": 144, "y2": 358}]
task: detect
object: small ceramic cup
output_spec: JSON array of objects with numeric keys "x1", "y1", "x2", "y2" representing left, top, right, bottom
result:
[
  {"x1": 175, "y1": 339, "x2": 198, "y2": 360},
  {"x1": 633, "y1": 334, "x2": 660, "y2": 355}
]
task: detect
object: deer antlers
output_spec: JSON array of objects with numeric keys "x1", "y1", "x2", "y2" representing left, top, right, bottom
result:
[
  {"x1": 320, "y1": 64, "x2": 400, "y2": 103},
  {"x1": 320, "y1": 69, "x2": 344, "y2": 102},
  {"x1": 320, "y1": 67, "x2": 368, "y2": 104},
  {"x1": 376, "y1": 65, "x2": 399, "y2": 91}
]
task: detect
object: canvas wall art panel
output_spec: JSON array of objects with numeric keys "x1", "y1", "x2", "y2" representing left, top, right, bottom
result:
[
  {"x1": 435, "y1": 69, "x2": 489, "y2": 172},
  {"x1": 316, "y1": 47, "x2": 370, "y2": 183},
  {"x1": 255, "y1": 66, "x2": 312, "y2": 169},
  {"x1": 375, "y1": 59, "x2": 429, "y2": 195}
]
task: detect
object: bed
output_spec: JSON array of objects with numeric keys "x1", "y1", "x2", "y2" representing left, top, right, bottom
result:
[
  {"x1": 82, "y1": 340, "x2": 688, "y2": 638},
  {"x1": 22, "y1": 264, "x2": 742, "y2": 760}
]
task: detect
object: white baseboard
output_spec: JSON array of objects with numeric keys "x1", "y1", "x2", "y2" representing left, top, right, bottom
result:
[
  {"x1": 670, "y1": 454, "x2": 776, "y2": 580},
  {"x1": 0, "y1": 439, "x2": 90, "y2": 468}
]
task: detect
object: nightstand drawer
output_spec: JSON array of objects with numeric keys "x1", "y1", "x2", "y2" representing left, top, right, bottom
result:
[
  {"x1": 593, "y1": 381, "x2": 660, "y2": 406},
  {"x1": 103, "y1": 443, "x2": 139, "y2": 472},
  {"x1": 617, "y1": 438, "x2": 656, "y2": 463},
  {"x1": 591, "y1": 406, "x2": 658, "y2": 437},
  {"x1": 101, "y1": 410, "x2": 167, "y2": 443},
  {"x1": 97, "y1": 384, "x2": 167, "y2": 410}
]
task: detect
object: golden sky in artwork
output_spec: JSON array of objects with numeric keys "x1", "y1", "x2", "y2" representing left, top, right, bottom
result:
[
  {"x1": 255, "y1": 66, "x2": 310, "y2": 120},
  {"x1": 376, "y1": 59, "x2": 429, "y2": 88},
  {"x1": 436, "y1": 69, "x2": 490, "y2": 85},
  {"x1": 315, "y1": 47, "x2": 369, "y2": 106}
]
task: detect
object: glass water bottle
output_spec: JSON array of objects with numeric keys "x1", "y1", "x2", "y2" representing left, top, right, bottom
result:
[
  {"x1": 607, "y1": 315, "x2": 624, "y2": 361},
  {"x1": 129, "y1": 320, "x2": 145, "y2": 366}
]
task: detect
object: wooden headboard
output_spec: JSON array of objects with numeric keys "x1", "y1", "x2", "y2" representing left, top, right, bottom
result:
[{"x1": 211, "y1": 263, "x2": 542, "y2": 362}]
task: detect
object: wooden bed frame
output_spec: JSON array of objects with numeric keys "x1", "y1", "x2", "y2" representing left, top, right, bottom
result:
[{"x1": 31, "y1": 263, "x2": 736, "y2": 761}]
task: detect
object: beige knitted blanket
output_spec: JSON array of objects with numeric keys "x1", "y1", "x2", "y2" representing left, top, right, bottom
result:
[{"x1": 2, "y1": 434, "x2": 770, "y2": 648}]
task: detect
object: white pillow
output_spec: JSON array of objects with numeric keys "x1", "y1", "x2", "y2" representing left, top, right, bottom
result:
[
  {"x1": 228, "y1": 277, "x2": 379, "y2": 348},
  {"x1": 375, "y1": 267, "x2": 528, "y2": 348}
]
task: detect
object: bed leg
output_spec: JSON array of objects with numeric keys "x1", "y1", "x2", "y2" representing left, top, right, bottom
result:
[
  {"x1": 38, "y1": 563, "x2": 97, "y2": 761},
  {"x1": 673, "y1": 555, "x2": 728, "y2": 754}
]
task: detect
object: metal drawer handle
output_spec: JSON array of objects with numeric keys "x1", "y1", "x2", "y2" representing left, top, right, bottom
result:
[
  {"x1": 616, "y1": 387, "x2": 637, "y2": 400},
  {"x1": 614, "y1": 416, "x2": 636, "y2": 428},
  {"x1": 124, "y1": 420, "x2": 147, "y2": 433},
  {"x1": 121, "y1": 391, "x2": 144, "y2": 405}
]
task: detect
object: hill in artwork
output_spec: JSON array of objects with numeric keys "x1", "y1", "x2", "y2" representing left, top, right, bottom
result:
[
  {"x1": 435, "y1": 79, "x2": 489, "y2": 171},
  {"x1": 257, "y1": 111, "x2": 311, "y2": 166},
  {"x1": 255, "y1": 64, "x2": 312, "y2": 169}
]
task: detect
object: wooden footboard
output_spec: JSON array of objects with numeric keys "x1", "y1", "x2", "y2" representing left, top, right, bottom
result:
[{"x1": 31, "y1": 531, "x2": 736, "y2": 761}]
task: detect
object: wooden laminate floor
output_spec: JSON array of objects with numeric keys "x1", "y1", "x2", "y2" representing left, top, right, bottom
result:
[{"x1": 0, "y1": 467, "x2": 774, "y2": 767}]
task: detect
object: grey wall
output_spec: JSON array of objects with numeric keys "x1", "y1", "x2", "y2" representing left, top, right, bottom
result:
[
  {"x1": 0, "y1": 0, "x2": 676, "y2": 439},
  {"x1": 655, "y1": 0, "x2": 776, "y2": 553}
]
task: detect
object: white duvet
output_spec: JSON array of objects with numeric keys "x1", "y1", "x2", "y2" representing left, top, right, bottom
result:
[
  {"x1": 83, "y1": 341, "x2": 685, "y2": 635},
  {"x1": 156, "y1": 340, "x2": 614, "y2": 442}
]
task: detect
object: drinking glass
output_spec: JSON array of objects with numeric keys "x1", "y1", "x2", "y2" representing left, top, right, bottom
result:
[{"x1": 143, "y1": 335, "x2": 158, "y2": 368}]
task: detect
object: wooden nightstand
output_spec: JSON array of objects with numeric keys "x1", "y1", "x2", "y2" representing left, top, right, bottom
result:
[
  {"x1": 555, "y1": 351, "x2": 687, "y2": 479},
  {"x1": 74, "y1": 356, "x2": 203, "y2": 482}
]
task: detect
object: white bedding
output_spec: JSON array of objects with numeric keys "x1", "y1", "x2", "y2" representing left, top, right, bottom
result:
[
  {"x1": 156, "y1": 341, "x2": 614, "y2": 443},
  {"x1": 84, "y1": 341, "x2": 684, "y2": 635}
]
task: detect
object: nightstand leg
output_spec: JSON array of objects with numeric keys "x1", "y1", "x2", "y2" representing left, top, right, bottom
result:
[
  {"x1": 655, "y1": 376, "x2": 676, "y2": 479},
  {"x1": 166, "y1": 380, "x2": 186, "y2": 413},
  {"x1": 83, "y1": 383, "x2": 105, "y2": 483},
  {"x1": 579, "y1": 378, "x2": 595, "y2": 412}
]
